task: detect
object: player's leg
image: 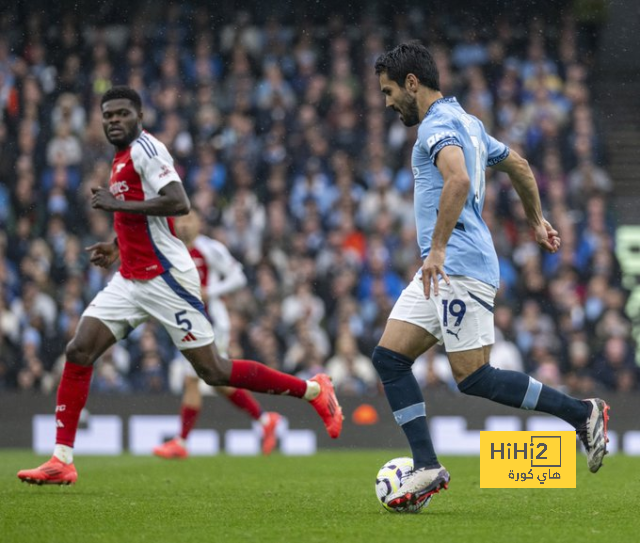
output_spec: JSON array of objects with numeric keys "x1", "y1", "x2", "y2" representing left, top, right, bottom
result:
[
  {"x1": 56, "y1": 317, "x2": 119, "y2": 449},
  {"x1": 375, "y1": 319, "x2": 440, "y2": 471},
  {"x1": 18, "y1": 273, "x2": 145, "y2": 484},
  {"x1": 372, "y1": 277, "x2": 451, "y2": 510},
  {"x1": 451, "y1": 347, "x2": 609, "y2": 471},
  {"x1": 153, "y1": 373, "x2": 201, "y2": 459},
  {"x1": 210, "y1": 321, "x2": 282, "y2": 453},
  {"x1": 216, "y1": 386, "x2": 282, "y2": 455},
  {"x1": 216, "y1": 386, "x2": 261, "y2": 418},
  {"x1": 449, "y1": 345, "x2": 587, "y2": 423},
  {"x1": 181, "y1": 343, "x2": 341, "y2": 438},
  {"x1": 445, "y1": 277, "x2": 609, "y2": 472},
  {"x1": 147, "y1": 269, "x2": 342, "y2": 438},
  {"x1": 17, "y1": 317, "x2": 118, "y2": 485},
  {"x1": 209, "y1": 321, "x2": 280, "y2": 444}
]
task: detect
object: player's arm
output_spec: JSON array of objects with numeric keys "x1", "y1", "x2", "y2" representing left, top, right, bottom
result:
[
  {"x1": 205, "y1": 242, "x2": 248, "y2": 299},
  {"x1": 91, "y1": 181, "x2": 191, "y2": 216},
  {"x1": 491, "y1": 149, "x2": 560, "y2": 253},
  {"x1": 207, "y1": 263, "x2": 247, "y2": 299},
  {"x1": 85, "y1": 238, "x2": 119, "y2": 268},
  {"x1": 422, "y1": 144, "x2": 470, "y2": 298}
]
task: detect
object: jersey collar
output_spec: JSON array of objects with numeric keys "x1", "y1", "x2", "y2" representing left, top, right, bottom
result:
[{"x1": 425, "y1": 96, "x2": 457, "y2": 119}]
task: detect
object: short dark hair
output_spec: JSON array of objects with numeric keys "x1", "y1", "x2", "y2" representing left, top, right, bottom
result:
[
  {"x1": 101, "y1": 86, "x2": 142, "y2": 112},
  {"x1": 374, "y1": 42, "x2": 440, "y2": 91}
]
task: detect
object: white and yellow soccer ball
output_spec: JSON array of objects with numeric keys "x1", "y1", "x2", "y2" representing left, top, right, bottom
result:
[{"x1": 374, "y1": 457, "x2": 431, "y2": 513}]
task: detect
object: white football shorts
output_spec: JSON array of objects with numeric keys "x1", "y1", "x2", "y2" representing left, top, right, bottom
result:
[
  {"x1": 182, "y1": 301, "x2": 231, "y2": 377},
  {"x1": 388, "y1": 274, "x2": 496, "y2": 352},
  {"x1": 83, "y1": 268, "x2": 215, "y2": 350}
]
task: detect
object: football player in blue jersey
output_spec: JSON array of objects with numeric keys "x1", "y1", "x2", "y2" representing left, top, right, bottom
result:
[{"x1": 372, "y1": 42, "x2": 610, "y2": 510}]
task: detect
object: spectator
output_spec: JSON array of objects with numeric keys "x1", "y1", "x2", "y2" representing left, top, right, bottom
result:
[
  {"x1": 0, "y1": 6, "x2": 631, "y2": 396},
  {"x1": 326, "y1": 332, "x2": 377, "y2": 396}
]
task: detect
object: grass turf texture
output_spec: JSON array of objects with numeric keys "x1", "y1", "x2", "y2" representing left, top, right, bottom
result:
[{"x1": 1, "y1": 451, "x2": 638, "y2": 543}]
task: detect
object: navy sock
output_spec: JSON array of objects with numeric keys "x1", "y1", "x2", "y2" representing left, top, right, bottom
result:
[
  {"x1": 458, "y1": 364, "x2": 589, "y2": 428},
  {"x1": 372, "y1": 346, "x2": 439, "y2": 469}
]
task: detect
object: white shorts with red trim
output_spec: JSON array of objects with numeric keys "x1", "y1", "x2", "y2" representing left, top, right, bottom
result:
[{"x1": 83, "y1": 268, "x2": 215, "y2": 350}]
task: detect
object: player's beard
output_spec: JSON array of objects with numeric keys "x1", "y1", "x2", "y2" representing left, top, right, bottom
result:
[
  {"x1": 106, "y1": 125, "x2": 137, "y2": 148},
  {"x1": 398, "y1": 94, "x2": 420, "y2": 127}
]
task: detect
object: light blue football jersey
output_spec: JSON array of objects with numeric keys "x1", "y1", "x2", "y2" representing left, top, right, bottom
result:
[{"x1": 412, "y1": 97, "x2": 509, "y2": 288}]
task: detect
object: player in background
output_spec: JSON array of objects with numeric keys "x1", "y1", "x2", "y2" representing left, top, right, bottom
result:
[
  {"x1": 153, "y1": 210, "x2": 281, "y2": 458},
  {"x1": 17, "y1": 86, "x2": 342, "y2": 485},
  {"x1": 372, "y1": 43, "x2": 609, "y2": 510}
]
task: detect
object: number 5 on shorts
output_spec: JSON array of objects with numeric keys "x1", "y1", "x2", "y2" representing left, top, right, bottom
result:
[{"x1": 175, "y1": 310, "x2": 193, "y2": 331}]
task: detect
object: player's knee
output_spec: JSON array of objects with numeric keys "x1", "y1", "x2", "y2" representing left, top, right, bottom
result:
[
  {"x1": 456, "y1": 364, "x2": 493, "y2": 395},
  {"x1": 64, "y1": 338, "x2": 95, "y2": 367},
  {"x1": 190, "y1": 351, "x2": 230, "y2": 386},
  {"x1": 372, "y1": 346, "x2": 413, "y2": 382},
  {"x1": 194, "y1": 366, "x2": 224, "y2": 386}
]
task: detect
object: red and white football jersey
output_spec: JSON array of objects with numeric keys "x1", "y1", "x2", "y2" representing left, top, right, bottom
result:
[{"x1": 109, "y1": 130, "x2": 194, "y2": 280}]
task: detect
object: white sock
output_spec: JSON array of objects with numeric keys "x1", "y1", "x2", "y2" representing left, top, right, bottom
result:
[
  {"x1": 303, "y1": 380, "x2": 321, "y2": 401},
  {"x1": 53, "y1": 444, "x2": 74, "y2": 464}
]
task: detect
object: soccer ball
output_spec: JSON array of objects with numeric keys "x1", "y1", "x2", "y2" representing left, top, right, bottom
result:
[{"x1": 375, "y1": 457, "x2": 431, "y2": 513}]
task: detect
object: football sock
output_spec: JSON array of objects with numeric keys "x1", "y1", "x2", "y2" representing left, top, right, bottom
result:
[
  {"x1": 259, "y1": 412, "x2": 273, "y2": 425},
  {"x1": 229, "y1": 359, "x2": 307, "y2": 398},
  {"x1": 226, "y1": 389, "x2": 263, "y2": 420},
  {"x1": 55, "y1": 361, "x2": 93, "y2": 448},
  {"x1": 53, "y1": 444, "x2": 74, "y2": 464},
  {"x1": 303, "y1": 380, "x2": 320, "y2": 400},
  {"x1": 180, "y1": 405, "x2": 200, "y2": 440},
  {"x1": 372, "y1": 346, "x2": 439, "y2": 470},
  {"x1": 458, "y1": 364, "x2": 590, "y2": 428}
]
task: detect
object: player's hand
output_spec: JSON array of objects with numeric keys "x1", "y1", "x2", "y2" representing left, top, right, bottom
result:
[
  {"x1": 85, "y1": 241, "x2": 119, "y2": 268},
  {"x1": 91, "y1": 187, "x2": 119, "y2": 212},
  {"x1": 533, "y1": 219, "x2": 561, "y2": 253},
  {"x1": 421, "y1": 248, "x2": 449, "y2": 299}
]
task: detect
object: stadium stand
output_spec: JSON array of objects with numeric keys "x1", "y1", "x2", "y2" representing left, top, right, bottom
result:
[{"x1": 0, "y1": 2, "x2": 635, "y2": 398}]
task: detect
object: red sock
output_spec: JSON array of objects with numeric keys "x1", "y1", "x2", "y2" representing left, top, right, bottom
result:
[
  {"x1": 226, "y1": 389, "x2": 263, "y2": 420},
  {"x1": 180, "y1": 405, "x2": 200, "y2": 440},
  {"x1": 229, "y1": 360, "x2": 307, "y2": 398},
  {"x1": 55, "y1": 361, "x2": 93, "y2": 447}
]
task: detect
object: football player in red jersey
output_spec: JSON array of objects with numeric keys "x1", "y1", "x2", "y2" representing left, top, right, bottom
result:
[
  {"x1": 154, "y1": 210, "x2": 281, "y2": 459},
  {"x1": 18, "y1": 87, "x2": 342, "y2": 485}
]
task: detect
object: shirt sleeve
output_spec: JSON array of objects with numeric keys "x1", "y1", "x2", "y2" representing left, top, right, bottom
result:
[
  {"x1": 131, "y1": 136, "x2": 182, "y2": 194},
  {"x1": 419, "y1": 118, "x2": 463, "y2": 163},
  {"x1": 202, "y1": 238, "x2": 247, "y2": 299},
  {"x1": 485, "y1": 134, "x2": 510, "y2": 166}
]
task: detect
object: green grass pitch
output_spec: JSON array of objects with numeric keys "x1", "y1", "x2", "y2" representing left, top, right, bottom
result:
[{"x1": 1, "y1": 450, "x2": 638, "y2": 543}]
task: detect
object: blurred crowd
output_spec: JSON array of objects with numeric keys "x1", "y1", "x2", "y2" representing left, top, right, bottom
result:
[{"x1": 0, "y1": 4, "x2": 636, "y2": 399}]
